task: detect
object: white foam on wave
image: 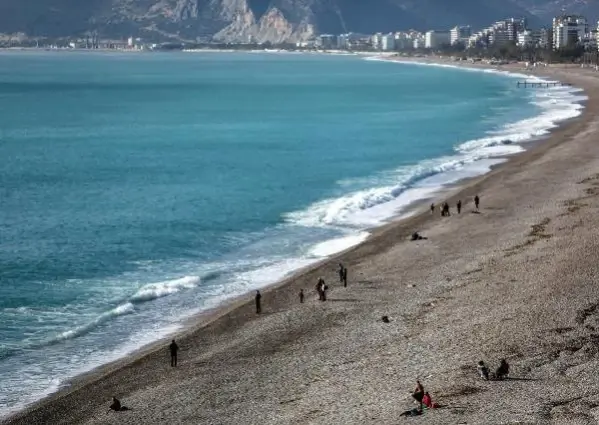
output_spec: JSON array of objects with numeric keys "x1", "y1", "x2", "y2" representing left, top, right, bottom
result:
[
  {"x1": 308, "y1": 232, "x2": 370, "y2": 258},
  {"x1": 235, "y1": 258, "x2": 319, "y2": 288},
  {"x1": 0, "y1": 320, "x2": 184, "y2": 419},
  {"x1": 130, "y1": 275, "x2": 200, "y2": 302},
  {"x1": 283, "y1": 57, "x2": 586, "y2": 230},
  {"x1": 284, "y1": 147, "x2": 520, "y2": 228},
  {"x1": 55, "y1": 302, "x2": 135, "y2": 342}
]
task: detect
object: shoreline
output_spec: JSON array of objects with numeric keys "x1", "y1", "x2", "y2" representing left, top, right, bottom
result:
[{"x1": 3, "y1": 60, "x2": 597, "y2": 424}]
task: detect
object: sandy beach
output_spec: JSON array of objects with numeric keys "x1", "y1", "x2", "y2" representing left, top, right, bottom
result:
[{"x1": 6, "y1": 59, "x2": 599, "y2": 425}]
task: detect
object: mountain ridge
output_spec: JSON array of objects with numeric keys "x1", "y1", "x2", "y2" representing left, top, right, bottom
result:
[{"x1": 0, "y1": 0, "x2": 592, "y2": 43}]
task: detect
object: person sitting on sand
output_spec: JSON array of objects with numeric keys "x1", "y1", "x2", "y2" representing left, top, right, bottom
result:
[
  {"x1": 412, "y1": 380, "x2": 425, "y2": 408},
  {"x1": 422, "y1": 392, "x2": 433, "y2": 408},
  {"x1": 496, "y1": 359, "x2": 509, "y2": 380},
  {"x1": 477, "y1": 360, "x2": 489, "y2": 380},
  {"x1": 109, "y1": 397, "x2": 129, "y2": 412},
  {"x1": 411, "y1": 232, "x2": 428, "y2": 241}
]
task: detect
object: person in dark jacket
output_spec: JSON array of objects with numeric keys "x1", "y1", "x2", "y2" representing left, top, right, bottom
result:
[
  {"x1": 169, "y1": 339, "x2": 179, "y2": 367},
  {"x1": 255, "y1": 290, "x2": 262, "y2": 314}
]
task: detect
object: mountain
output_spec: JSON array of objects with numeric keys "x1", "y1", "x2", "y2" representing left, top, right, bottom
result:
[
  {"x1": 514, "y1": 0, "x2": 599, "y2": 23},
  {"x1": 0, "y1": 0, "x2": 574, "y2": 43}
]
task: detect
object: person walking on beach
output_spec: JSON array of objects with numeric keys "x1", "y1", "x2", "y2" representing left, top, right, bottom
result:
[
  {"x1": 342, "y1": 266, "x2": 348, "y2": 288},
  {"x1": 255, "y1": 290, "x2": 262, "y2": 314},
  {"x1": 316, "y1": 277, "x2": 327, "y2": 301},
  {"x1": 299, "y1": 289, "x2": 304, "y2": 303},
  {"x1": 169, "y1": 339, "x2": 179, "y2": 367},
  {"x1": 457, "y1": 200, "x2": 462, "y2": 214},
  {"x1": 474, "y1": 195, "x2": 480, "y2": 211},
  {"x1": 430, "y1": 203, "x2": 435, "y2": 214},
  {"x1": 338, "y1": 263, "x2": 345, "y2": 283},
  {"x1": 442, "y1": 202, "x2": 450, "y2": 217}
]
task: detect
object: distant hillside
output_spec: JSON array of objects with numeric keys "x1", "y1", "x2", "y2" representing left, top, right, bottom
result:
[
  {"x1": 514, "y1": 0, "x2": 599, "y2": 23},
  {"x1": 0, "y1": 0, "x2": 569, "y2": 43}
]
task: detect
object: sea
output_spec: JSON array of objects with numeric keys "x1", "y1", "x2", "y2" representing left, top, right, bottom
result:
[{"x1": 0, "y1": 51, "x2": 586, "y2": 416}]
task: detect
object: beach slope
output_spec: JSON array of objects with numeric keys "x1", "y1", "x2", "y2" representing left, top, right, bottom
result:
[{"x1": 6, "y1": 64, "x2": 599, "y2": 425}]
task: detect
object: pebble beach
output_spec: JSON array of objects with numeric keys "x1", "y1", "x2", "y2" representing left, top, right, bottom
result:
[{"x1": 5, "y1": 61, "x2": 599, "y2": 425}]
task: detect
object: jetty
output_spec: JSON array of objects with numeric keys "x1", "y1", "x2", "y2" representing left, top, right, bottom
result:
[{"x1": 517, "y1": 81, "x2": 572, "y2": 88}]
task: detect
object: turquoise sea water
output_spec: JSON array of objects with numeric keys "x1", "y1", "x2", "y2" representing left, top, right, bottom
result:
[{"x1": 0, "y1": 51, "x2": 585, "y2": 415}]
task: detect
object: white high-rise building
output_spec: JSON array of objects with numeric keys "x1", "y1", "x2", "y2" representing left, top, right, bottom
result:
[
  {"x1": 425, "y1": 30, "x2": 451, "y2": 49},
  {"x1": 371, "y1": 33, "x2": 383, "y2": 50},
  {"x1": 553, "y1": 15, "x2": 588, "y2": 49},
  {"x1": 450, "y1": 26, "x2": 471, "y2": 45},
  {"x1": 413, "y1": 36, "x2": 425, "y2": 49},
  {"x1": 381, "y1": 33, "x2": 396, "y2": 51}
]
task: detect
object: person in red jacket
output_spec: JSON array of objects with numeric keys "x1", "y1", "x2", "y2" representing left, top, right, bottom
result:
[{"x1": 422, "y1": 392, "x2": 432, "y2": 408}]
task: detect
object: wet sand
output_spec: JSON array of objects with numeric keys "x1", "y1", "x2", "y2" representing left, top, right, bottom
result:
[{"x1": 6, "y1": 61, "x2": 599, "y2": 425}]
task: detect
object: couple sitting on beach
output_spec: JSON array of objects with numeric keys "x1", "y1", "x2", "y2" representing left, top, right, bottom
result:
[
  {"x1": 477, "y1": 359, "x2": 509, "y2": 380},
  {"x1": 401, "y1": 380, "x2": 437, "y2": 416}
]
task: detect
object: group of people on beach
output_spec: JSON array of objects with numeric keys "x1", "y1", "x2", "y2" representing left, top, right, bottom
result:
[
  {"x1": 431, "y1": 195, "x2": 479, "y2": 217},
  {"x1": 252, "y1": 264, "x2": 349, "y2": 312},
  {"x1": 108, "y1": 193, "x2": 493, "y2": 416}
]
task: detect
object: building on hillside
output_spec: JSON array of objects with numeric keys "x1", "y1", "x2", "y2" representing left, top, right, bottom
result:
[
  {"x1": 450, "y1": 26, "x2": 471, "y2": 45},
  {"x1": 425, "y1": 30, "x2": 451, "y2": 49},
  {"x1": 553, "y1": 15, "x2": 588, "y2": 49}
]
